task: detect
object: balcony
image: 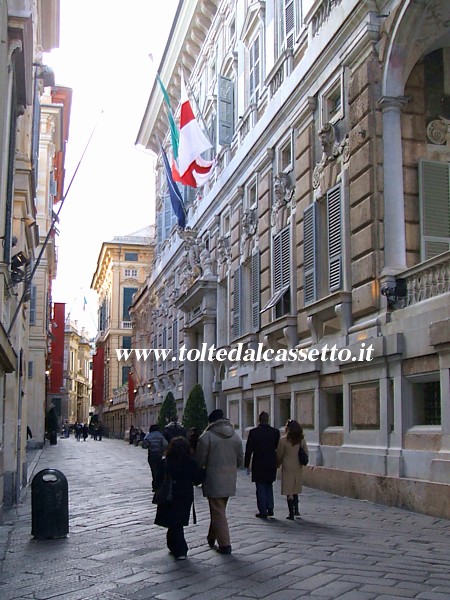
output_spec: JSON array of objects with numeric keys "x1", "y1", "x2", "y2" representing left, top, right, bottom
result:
[{"x1": 401, "y1": 251, "x2": 450, "y2": 307}]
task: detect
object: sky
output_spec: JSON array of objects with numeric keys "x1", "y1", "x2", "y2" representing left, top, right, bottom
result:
[{"x1": 46, "y1": 0, "x2": 179, "y2": 337}]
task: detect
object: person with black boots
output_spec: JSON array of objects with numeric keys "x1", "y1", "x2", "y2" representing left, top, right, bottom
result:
[{"x1": 276, "y1": 420, "x2": 309, "y2": 520}]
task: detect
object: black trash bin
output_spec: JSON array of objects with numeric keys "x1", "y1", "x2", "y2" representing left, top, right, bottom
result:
[
  {"x1": 31, "y1": 469, "x2": 69, "y2": 540},
  {"x1": 49, "y1": 431, "x2": 58, "y2": 446}
]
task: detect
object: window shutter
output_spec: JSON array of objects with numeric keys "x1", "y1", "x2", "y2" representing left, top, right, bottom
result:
[
  {"x1": 249, "y1": 36, "x2": 260, "y2": 103},
  {"x1": 284, "y1": 0, "x2": 295, "y2": 49},
  {"x1": 218, "y1": 75, "x2": 234, "y2": 146},
  {"x1": 273, "y1": 232, "x2": 283, "y2": 292},
  {"x1": 164, "y1": 195, "x2": 172, "y2": 238},
  {"x1": 172, "y1": 319, "x2": 178, "y2": 361},
  {"x1": 251, "y1": 251, "x2": 260, "y2": 331},
  {"x1": 29, "y1": 285, "x2": 37, "y2": 325},
  {"x1": 419, "y1": 159, "x2": 450, "y2": 260},
  {"x1": 122, "y1": 288, "x2": 137, "y2": 321},
  {"x1": 233, "y1": 266, "x2": 242, "y2": 338},
  {"x1": 157, "y1": 212, "x2": 163, "y2": 249},
  {"x1": 280, "y1": 226, "x2": 291, "y2": 288},
  {"x1": 327, "y1": 184, "x2": 343, "y2": 292},
  {"x1": 304, "y1": 203, "x2": 317, "y2": 304}
]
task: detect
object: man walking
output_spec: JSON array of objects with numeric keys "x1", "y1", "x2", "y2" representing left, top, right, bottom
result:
[
  {"x1": 244, "y1": 411, "x2": 280, "y2": 519},
  {"x1": 196, "y1": 409, "x2": 243, "y2": 555},
  {"x1": 163, "y1": 415, "x2": 187, "y2": 443}
]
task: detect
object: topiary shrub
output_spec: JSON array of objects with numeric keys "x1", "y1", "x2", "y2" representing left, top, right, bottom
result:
[
  {"x1": 182, "y1": 383, "x2": 208, "y2": 434},
  {"x1": 157, "y1": 391, "x2": 177, "y2": 431}
]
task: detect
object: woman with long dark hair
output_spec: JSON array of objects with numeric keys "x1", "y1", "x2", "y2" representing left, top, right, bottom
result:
[
  {"x1": 154, "y1": 436, "x2": 203, "y2": 560},
  {"x1": 276, "y1": 419, "x2": 309, "y2": 520}
]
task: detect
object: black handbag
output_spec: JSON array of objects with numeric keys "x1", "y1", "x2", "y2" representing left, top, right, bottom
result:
[
  {"x1": 152, "y1": 476, "x2": 173, "y2": 505},
  {"x1": 298, "y1": 445, "x2": 309, "y2": 466}
]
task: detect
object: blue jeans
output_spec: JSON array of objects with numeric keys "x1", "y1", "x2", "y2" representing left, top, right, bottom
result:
[{"x1": 255, "y1": 482, "x2": 274, "y2": 516}]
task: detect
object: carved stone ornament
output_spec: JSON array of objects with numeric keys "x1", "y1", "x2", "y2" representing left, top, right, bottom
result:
[
  {"x1": 217, "y1": 235, "x2": 231, "y2": 280},
  {"x1": 313, "y1": 122, "x2": 349, "y2": 193},
  {"x1": 240, "y1": 209, "x2": 257, "y2": 264},
  {"x1": 271, "y1": 172, "x2": 295, "y2": 233},
  {"x1": 427, "y1": 118, "x2": 449, "y2": 146}
]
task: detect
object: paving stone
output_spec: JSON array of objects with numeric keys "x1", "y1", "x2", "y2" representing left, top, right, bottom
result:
[{"x1": 1, "y1": 438, "x2": 449, "y2": 600}]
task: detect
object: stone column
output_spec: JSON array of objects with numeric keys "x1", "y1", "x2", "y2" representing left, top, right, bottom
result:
[
  {"x1": 379, "y1": 96, "x2": 408, "y2": 276},
  {"x1": 202, "y1": 318, "x2": 216, "y2": 414},
  {"x1": 183, "y1": 330, "x2": 197, "y2": 403}
]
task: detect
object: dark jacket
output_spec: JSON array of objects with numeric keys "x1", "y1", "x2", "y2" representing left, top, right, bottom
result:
[
  {"x1": 244, "y1": 423, "x2": 280, "y2": 483},
  {"x1": 144, "y1": 430, "x2": 168, "y2": 457},
  {"x1": 163, "y1": 422, "x2": 187, "y2": 443},
  {"x1": 154, "y1": 456, "x2": 203, "y2": 528}
]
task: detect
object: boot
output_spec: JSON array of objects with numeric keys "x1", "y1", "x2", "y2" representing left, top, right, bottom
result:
[
  {"x1": 286, "y1": 498, "x2": 295, "y2": 520},
  {"x1": 293, "y1": 494, "x2": 300, "y2": 517}
]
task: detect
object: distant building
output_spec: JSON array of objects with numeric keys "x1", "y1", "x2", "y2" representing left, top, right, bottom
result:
[
  {"x1": 61, "y1": 319, "x2": 92, "y2": 426},
  {"x1": 91, "y1": 227, "x2": 155, "y2": 437}
]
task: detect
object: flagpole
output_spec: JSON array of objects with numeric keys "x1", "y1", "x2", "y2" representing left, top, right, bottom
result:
[{"x1": 7, "y1": 112, "x2": 103, "y2": 337}]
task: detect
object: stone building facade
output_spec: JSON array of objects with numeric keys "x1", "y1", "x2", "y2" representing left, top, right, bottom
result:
[
  {"x1": 62, "y1": 320, "x2": 92, "y2": 427},
  {"x1": 91, "y1": 228, "x2": 154, "y2": 438},
  {"x1": 135, "y1": 0, "x2": 450, "y2": 518}
]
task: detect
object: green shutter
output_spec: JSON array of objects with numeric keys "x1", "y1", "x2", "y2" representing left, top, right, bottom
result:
[
  {"x1": 218, "y1": 75, "x2": 234, "y2": 146},
  {"x1": 284, "y1": 0, "x2": 295, "y2": 49},
  {"x1": 280, "y1": 226, "x2": 291, "y2": 288},
  {"x1": 419, "y1": 159, "x2": 450, "y2": 260},
  {"x1": 327, "y1": 184, "x2": 342, "y2": 292},
  {"x1": 233, "y1": 266, "x2": 241, "y2": 338},
  {"x1": 251, "y1": 251, "x2": 260, "y2": 331},
  {"x1": 304, "y1": 203, "x2": 317, "y2": 304}
]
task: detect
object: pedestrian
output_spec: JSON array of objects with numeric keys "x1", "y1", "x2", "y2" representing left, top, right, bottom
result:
[
  {"x1": 154, "y1": 436, "x2": 203, "y2": 561},
  {"x1": 129, "y1": 425, "x2": 136, "y2": 444},
  {"x1": 75, "y1": 422, "x2": 82, "y2": 441},
  {"x1": 82, "y1": 423, "x2": 89, "y2": 441},
  {"x1": 276, "y1": 419, "x2": 309, "y2": 520},
  {"x1": 27, "y1": 426, "x2": 33, "y2": 440},
  {"x1": 97, "y1": 421, "x2": 104, "y2": 441},
  {"x1": 163, "y1": 415, "x2": 187, "y2": 443},
  {"x1": 196, "y1": 409, "x2": 243, "y2": 555},
  {"x1": 144, "y1": 424, "x2": 168, "y2": 491},
  {"x1": 187, "y1": 427, "x2": 200, "y2": 453},
  {"x1": 244, "y1": 411, "x2": 280, "y2": 519}
]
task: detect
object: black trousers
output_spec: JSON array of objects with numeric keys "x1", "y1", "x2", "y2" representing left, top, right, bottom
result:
[{"x1": 167, "y1": 526, "x2": 188, "y2": 558}]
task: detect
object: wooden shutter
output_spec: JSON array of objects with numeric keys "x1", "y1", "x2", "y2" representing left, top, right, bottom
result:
[
  {"x1": 218, "y1": 75, "x2": 234, "y2": 146},
  {"x1": 29, "y1": 285, "x2": 37, "y2": 325},
  {"x1": 249, "y1": 36, "x2": 260, "y2": 103},
  {"x1": 122, "y1": 288, "x2": 137, "y2": 321},
  {"x1": 419, "y1": 159, "x2": 450, "y2": 260},
  {"x1": 304, "y1": 203, "x2": 317, "y2": 304},
  {"x1": 284, "y1": 0, "x2": 295, "y2": 49},
  {"x1": 251, "y1": 251, "x2": 260, "y2": 331},
  {"x1": 327, "y1": 184, "x2": 343, "y2": 292},
  {"x1": 233, "y1": 266, "x2": 242, "y2": 338},
  {"x1": 280, "y1": 226, "x2": 291, "y2": 288}
]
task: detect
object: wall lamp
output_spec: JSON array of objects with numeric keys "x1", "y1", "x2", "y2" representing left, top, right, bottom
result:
[
  {"x1": 380, "y1": 278, "x2": 407, "y2": 309},
  {"x1": 10, "y1": 251, "x2": 30, "y2": 285}
]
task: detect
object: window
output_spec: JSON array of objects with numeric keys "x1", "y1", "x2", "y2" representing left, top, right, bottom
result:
[
  {"x1": 418, "y1": 160, "x2": 450, "y2": 260},
  {"x1": 122, "y1": 336, "x2": 132, "y2": 350},
  {"x1": 411, "y1": 378, "x2": 441, "y2": 426},
  {"x1": 124, "y1": 268, "x2": 138, "y2": 278},
  {"x1": 122, "y1": 287, "x2": 137, "y2": 321},
  {"x1": 29, "y1": 285, "x2": 37, "y2": 325},
  {"x1": 233, "y1": 266, "x2": 242, "y2": 339},
  {"x1": 121, "y1": 366, "x2": 131, "y2": 387},
  {"x1": 251, "y1": 251, "x2": 260, "y2": 331},
  {"x1": 322, "y1": 79, "x2": 343, "y2": 125},
  {"x1": 279, "y1": 136, "x2": 293, "y2": 173},
  {"x1": 172, "y1": 319, "x2": 178, "y2": 365},
  {"x1": 28, "y1": 361, "x2": 33, "y2": 379},
  {"x1": 304, "y1": 184, "x2": 343, "y2": 304},
  {"x1": 262, "y1": 226, "x2": 291, "y2": 318},
  {"x1": 124, "y1": 252, "x2": 138, "y2": 261},
  {"x1": 218, "y1": 75, "x2": 235, "y2": 146},
  {"x1": 249, "y1": 35, "x2": 261, "y2": 104},
  {"x1": 278, "y1": 0, "x2": 299, "y2": 52},
  {"x1": 157, "y1": 194, "x2": 178, "y2": 251}
]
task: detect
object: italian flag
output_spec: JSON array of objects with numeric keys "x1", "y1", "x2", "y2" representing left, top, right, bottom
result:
[{"x1": 175, "y1": 74, "x2": 214, "y2": 188}]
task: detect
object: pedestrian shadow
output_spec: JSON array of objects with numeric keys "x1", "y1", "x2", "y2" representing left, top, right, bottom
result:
[{"x1": 261, "y1": 516, "x2": 349, "y2": 538}]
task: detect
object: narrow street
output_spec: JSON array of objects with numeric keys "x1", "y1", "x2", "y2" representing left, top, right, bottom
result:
[{"x1": 0, "y1": 437, "x2": 449, "y2": 600}]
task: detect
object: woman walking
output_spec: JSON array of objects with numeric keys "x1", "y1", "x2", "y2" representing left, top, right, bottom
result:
[
  {"x1": 154, "y1": 436, "x2": 203, "y2": 560},
  {"x1": 276, "y1": 420, "x2": 309, "y2": 520}
]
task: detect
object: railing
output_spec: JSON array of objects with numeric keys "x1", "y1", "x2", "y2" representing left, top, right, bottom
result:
[
  {"x1": 236, "y1": 103, "x2": 258, "y2": 144},
  {"x1": 400, "y1": 251, "x2": 450, "y2": 306},
  {"x1": 121, "y1": 321, "x2": 132, "y2": 329},
  {"x1": 265, "y1": 48, "x2": 293, "y2": 99}
]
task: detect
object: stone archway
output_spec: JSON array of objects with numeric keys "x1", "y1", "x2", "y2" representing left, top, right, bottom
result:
[{"x1": 380, "y1": 0, "x2": 450, "y2": 277}]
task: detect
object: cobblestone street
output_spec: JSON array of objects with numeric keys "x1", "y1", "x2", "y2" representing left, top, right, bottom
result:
[{"x1": 1, "y1": 437, "x2": 449, "y2": 600}]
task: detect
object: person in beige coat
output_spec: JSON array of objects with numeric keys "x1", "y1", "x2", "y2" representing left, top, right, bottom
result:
[{"x1": 276, "y1": 420, "x2": 309, "y2": 520}]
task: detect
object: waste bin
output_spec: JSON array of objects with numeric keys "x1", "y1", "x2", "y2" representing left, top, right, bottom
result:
[
  {"x1": 31, "y1": 469, "x2": 69, "y2": 540},
  {"x1": 49, "y1": 431, "x2": 58, "y2": 445}
]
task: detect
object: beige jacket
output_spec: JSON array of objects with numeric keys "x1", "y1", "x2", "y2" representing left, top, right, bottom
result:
[{"x1": 276, "y1": 435, "x2": 309, "y2": 496}]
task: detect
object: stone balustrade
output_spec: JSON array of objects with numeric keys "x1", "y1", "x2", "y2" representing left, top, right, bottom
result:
[{"x1": 401, "y1": 251, "x2": 450, "y2": 306}]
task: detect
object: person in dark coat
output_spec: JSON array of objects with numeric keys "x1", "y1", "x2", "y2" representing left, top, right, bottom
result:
[
  {"x1": 154, "y1": 436, "x2": 203, "y2": 560},
  {"x1": 244, "y1": 411, "x2": 280, "y2": 519},
  {"x1": 144, "y1": 424, "x2": 168, "y2": 491},
  {"x1": 163, "y1": 416, "x2": 187, "y2": 443}
]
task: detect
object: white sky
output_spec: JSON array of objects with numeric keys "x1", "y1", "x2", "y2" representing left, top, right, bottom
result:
[{"x1": 46, "y1": 0, "x2": 179, "y2": 337}]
